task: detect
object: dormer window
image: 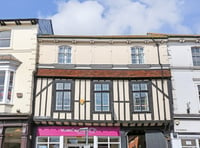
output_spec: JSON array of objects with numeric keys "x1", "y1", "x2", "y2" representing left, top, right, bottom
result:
[
  {"x1": 131, "y1": 46, "x2": 144, "y2": 64},
  {"x1": 0, "y1": 30, "x2": 11, "y2": 47},
  {"x1": 58, "y1": 45, "x2": 72, "y2": 64}
]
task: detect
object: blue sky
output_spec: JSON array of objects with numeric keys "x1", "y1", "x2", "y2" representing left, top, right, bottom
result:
[{"x1": 1, "y1": 0, "x2": 200, "y2": 35}]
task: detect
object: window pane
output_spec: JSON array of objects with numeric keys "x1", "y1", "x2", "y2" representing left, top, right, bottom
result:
[
  {"x1": 131, "y1": 47, "x2": 144, "y2": 64},
  {"x1": 3, "y1": 128, "x2": 22, "y2": 148},
  {"x1": 38, "y1": 137, "x2": 48, "y2": 142},
  {"x1": 132, "y1": 84, "x2": 140, "y2": 91},
  {"x1": 0, "y1": 71, "x2": 5, "y2": 102},
  {"x1": 102, "y1": 106, "x2": 109, "y2": 111},
  {"x1": 140, "y1": 83, "x2": 147, "y2": 90},
  {"x1": 102, "y1": 93, "x2": 109, "y2": 105},
  {"x1": 102, "y1": 84, "x2": 109, "y2": 90},
  {"x1": 98, "y1": 137, "x2": 108, "y2": 142},
  {"x1": 58, "y1": 46, "x2": 72, "y2": 64},
  {"x1": 56, "y1": 92, "x2": 63, "y2": 110},
  {"x1": 0, "y1": 31, "x2": 11, "y2": 47},
  {"x1": 49, "y1": 137, "x2": 60, "y2": 142},
  {"x1": 110, "y1": 137, "x2": 119, "y2": 142},
  {"x1": 56, "y1": 83, "x2": 63, "y2": 90},
  {"x1": 63, "y1": 92, "x2": 71, "y2": 110},
  {"x1": 64, "y1": 82, "x2": 71, "y2": 89},
  {"x1": 0, "y1": 40, "x2": 10, "y2": 47},
  {"x1": 94, "y1": 84, "x2": 101, "y2": 91},
  {"x1": 95, "y1": 106, "x2": 101, "y2": 111},
  {"x1": 0, "y1": 30, "x2": 11, "y2": 38},
  {"x1": 49, "y1": 144, "x2": 59, "y2": 148},
  {"x1": 95, "y1": 93, "x2": 101, "y2": 105}
]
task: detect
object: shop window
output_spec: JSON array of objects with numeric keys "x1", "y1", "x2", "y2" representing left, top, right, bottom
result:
[
  {"x1": 0, "y1": 30, "x2": 11, "y2": 47},
  {"x1": 97, "y1": 137, "x2": 120, "y2": 148},
  {"x1": 58, "y1": 45, "x2": 72, "y2": 64},
  {"x1": 130, "y1": 81, "x2": 150, "y2": 112},
  {"x1": 3, "y1": 127, "x2": 22, "y2": 148},
  {"x1": 92, "y1": 81, "x2": 112, "y2": 112},
  {"x1": 54, "y1": 80, "x2": 74, "y2": 111},
  {"x1": 131, "y1": 46, "x2": 144, "y2": 64},
  {"x1": 191, "y1": 47, "x2": 200, "y2": 66},
  {"x1": 0, "y1": 70, "x2": 14, "y2": 104},
  {"x1": 64, "y1": 136, "x2": 93, "y2": 147},
  {"x1": 37, "y1": 136, "x2": 60, "y2": 148}
]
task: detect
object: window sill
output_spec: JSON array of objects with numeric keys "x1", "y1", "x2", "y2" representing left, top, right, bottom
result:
[
  {"x1": 0, "y1": 47, "x2": 12, "y2": 50},
  {"x1": 0, "y1": 103, "x2": 13, "y2": 106}
]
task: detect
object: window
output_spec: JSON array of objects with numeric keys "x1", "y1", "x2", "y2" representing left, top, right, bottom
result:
[
  {"x1": 131, "y1": 81, "x2": 150, "y2": 112},
  {"x1": 131, "y1": 46, "x2": 144, "y2": 64},
  {"x1": 58, "y1": 45, "x2": 72, "y2": 64},
  {"x1": 37, "y1": 136, "x2": 60, "y2": 148},
  {"x1": 54, "y1": 80, "x2": 73, "y2": 111},
  {"x1": 3, "y1": 127, "x2": 22, "y2": 148},
  {"x1": 0, "y1": 70, "x2": 14, "y2": 104},
  {"x1": 181, "y1": 139, "x2": 197, "y2": 148},
  {"x1": 0, "y1": 30, "x2": 11, "y2": 47},
  {"x1": 93, "y1": 81, "x2": 112, "y2": 112},
  {"x1": 191, "y1": 47, "x2": 200, "y2": 66},
  {"x1": 97, "y1": 136, "x2": 120, "y2": 148}
]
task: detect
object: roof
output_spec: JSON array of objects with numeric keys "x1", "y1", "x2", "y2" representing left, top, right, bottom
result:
[
  {"x1": 0, "y1": 18, "x2": 54, "y2": 35},
  {"x1": 147, "y1": 33, "x2": 200, "y2": 38}
]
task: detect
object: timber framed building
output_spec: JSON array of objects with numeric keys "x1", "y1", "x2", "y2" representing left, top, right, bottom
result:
[{"x1": 33, "y1": 34, "x2": 173, "y2": 148}]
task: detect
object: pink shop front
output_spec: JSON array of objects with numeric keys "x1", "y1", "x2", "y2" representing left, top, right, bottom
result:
[{"x1": 35, "y1": 126, "x2": 121, "y2": 148}]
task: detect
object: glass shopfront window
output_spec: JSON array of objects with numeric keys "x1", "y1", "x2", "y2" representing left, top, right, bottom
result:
[
  {"x1": 37, "y1": 136, "x2": 60, "y2": 148},
  {"x1": 97, "y1": 137, "x2": 120, "y2": 148},
  {"x1": 3, "y1": 127, "x2": 22, "y2": 148}
]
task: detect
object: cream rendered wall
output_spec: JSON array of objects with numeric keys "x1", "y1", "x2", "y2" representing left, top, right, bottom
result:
[
  {"x1": 0, "y1": 25, "x2": 38, "y2": 114},
  {"x1": 39, "y1": 42, "x2": 169, "y2": 65}
]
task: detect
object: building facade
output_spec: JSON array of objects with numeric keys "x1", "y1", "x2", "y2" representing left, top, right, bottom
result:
[
  {"x1": 0, "y1": 19, "x2": 53, "y2": 148},
  {"x1": 167, "y1": 35, "x2": 200, "y2": 148},
  {"x1": 33, "y1": 35, "x2": 173, "y2": 148}
]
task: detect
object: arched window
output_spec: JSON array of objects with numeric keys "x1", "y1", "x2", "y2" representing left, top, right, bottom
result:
[
  {"x1": 131, "y1": 46, "x2": 144, "y2": 64},
  {"x1": 58, "y1": 45, "x2": 72, "y2": 64}
]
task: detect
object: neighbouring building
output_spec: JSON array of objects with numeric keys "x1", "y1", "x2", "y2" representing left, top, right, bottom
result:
[
  {"x1": 33, "y1": 34, "x2": 173, "y2": 148},
  {"x1": 0, "y1": 19, "x2": 53, "y2": 148},
  {"x1": 166, "y1": 34, "x2": 200, "y2": 148}
]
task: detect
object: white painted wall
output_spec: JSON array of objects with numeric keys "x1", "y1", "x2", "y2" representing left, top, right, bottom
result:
[
  {"x1": 0, "y1": 24, "x2": 38, "y2": 114},
  {"x1": 168, "y1": 42, "x2": 200, "y2": 114}
]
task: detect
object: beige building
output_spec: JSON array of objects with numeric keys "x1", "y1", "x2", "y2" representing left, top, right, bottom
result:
[
  {"x1": 34, "y1": 35, "x2": 172, "y2": 148},
  {"x1": 0, "y1": 19, "x2": 53, "y2": 148}
]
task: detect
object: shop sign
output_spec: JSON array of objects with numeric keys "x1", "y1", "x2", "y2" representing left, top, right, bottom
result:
[{"x1": 37, "y1": 126, "x2": 120, "y2": 136}]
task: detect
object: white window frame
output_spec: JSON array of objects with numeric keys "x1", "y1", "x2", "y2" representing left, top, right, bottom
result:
[
  {"x1": 131, "y1": 46, "x2": 144, "y2": 64},
  {"x1": 96, "y1": 136, "x2": 121, "y2": 148},
  {"x1": 58, "y1": 45, "x2": 72, "y2": 64},
  {"x1": 36, "y1": 136, "x2": 61, "y2": 148},
  {"x1": 0, "y1": 30, "x2": 11, "y2": 48},
  {"x1": 191, "y1": 47, "x2": 200, "y2": 66},
  {"x1": 0, "y1": 67, "x2": 15, "y2": 104}
]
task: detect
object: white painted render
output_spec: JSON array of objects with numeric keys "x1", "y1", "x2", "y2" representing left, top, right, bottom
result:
[
  {"x1": 168, "y1": 41, "x2": 200, "y2": 148},
  {"x1": 168, "y1": 42, "x2": 200, "y2": 114},
  {"x1": 0, "y1": 24, "x2": 38, "y2": 114}
]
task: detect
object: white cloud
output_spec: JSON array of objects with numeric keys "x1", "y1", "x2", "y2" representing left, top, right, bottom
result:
[{"x1": 49, "y1": 0, "x2": 191, "y2": 35}]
